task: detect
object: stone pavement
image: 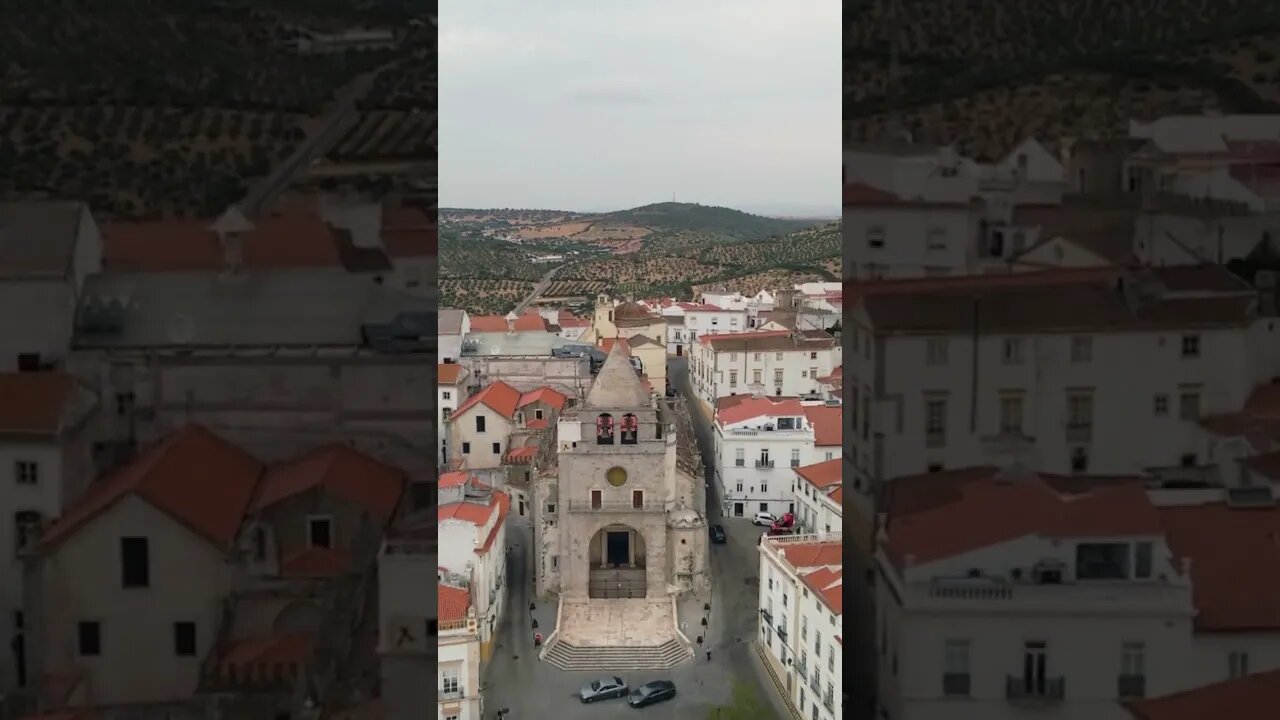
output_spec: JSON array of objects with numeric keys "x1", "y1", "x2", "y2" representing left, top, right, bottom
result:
[{"x1": 557, "y1": 598, "x2": 676, "y2": 647}]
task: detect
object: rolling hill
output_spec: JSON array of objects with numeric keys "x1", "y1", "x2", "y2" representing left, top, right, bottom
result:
[{"x1": 596, "y1": 202, "x2": 817, "y2": 240}]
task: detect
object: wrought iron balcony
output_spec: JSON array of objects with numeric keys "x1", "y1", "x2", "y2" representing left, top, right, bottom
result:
[
  {"x1": 1006, "y1": 675, "x2": 1065, "y2": 703},
  {"x1": 755, "y1": 459, "x2": 775, "y2": 468}
]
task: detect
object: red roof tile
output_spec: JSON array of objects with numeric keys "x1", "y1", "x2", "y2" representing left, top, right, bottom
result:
[
  {"x1": 1158, "y1": 503, "x2": 1280, "y2": 631},
  {"x1": 0, "y1": 372, "x2": 77, "y2": 435},
  {"x1": 439, "y1": 471, "x2": 471, "y2": 489},
  {"x1": 599, "y1": 337, "x2": 633, "y2": 355},
  {"x1": 438, "y1": 491, "x2": 509, "y2": 557},
  {"x1": 477, "y1": 491, "x2": 510, "y2": 555},
  {"x1": 677, "y1": 302, "x2": 724, "y2": 312},
  {"x1": 796, "y1": 458, "x2": 841, "y2": 491},
  {"x1": 505, "y1": 446, "x2": 537, "y2": 464},
  {"x1": 41, "y1": 424, "x2": 262, "y2": 550},
  {"x1": 518, "y1": 387, "x2": 568, "y2": 412},
  {"x1": 439, "y1": 583, "x2": 471, "y2": 623},
  {"x1": 280, "y1": 546, "x2": 350, "y2": 578},
  {"x1": 254, "y1": 444, "x2": 404, "y2": 522},
  {"x1": 103, "y1": 211, "x2": 346, "y2": 273},
  {"x1": 778, "y1": 541, "x2": 842, "y2": 568},
  {"x1": 469, "y1": 311, "x2": 547, "y2": 332},
  {"x1": 884, "y1": 473, "x2": 1161, "y2": 570},
  {"x1": 438, "y1": 363, "x2": 465, "y2": 384},
  {"x1": 452, "y1": 381, "x2": 522, "y2": 420},
  {"x1": 1125, "y1": 669, "x2": 1280, "y2": 720},
  {"x1": 697, "y1": 329, "x2": 791, "y2": 346},
  {"x1": 557, "y1": 310, "x2": 591, "y2": 327},
  {"x1": 716, "y1": 396, "x2": 806, "y2": 426},
  {"x1": 804, "y1": 405, "x2": 843, "y2": 447},
  {"x1": 801, "y1": 565, "x2": 843, "y2": 615}
]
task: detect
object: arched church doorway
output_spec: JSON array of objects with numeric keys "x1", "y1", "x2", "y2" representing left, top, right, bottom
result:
[{"x1": 588, "y1": 524, "x2": 647, "y2": 598}]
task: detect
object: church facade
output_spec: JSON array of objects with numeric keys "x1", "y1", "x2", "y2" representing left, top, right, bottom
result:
[{"x1": 532, "y1": 343, "x2": 708, "y2": 602}]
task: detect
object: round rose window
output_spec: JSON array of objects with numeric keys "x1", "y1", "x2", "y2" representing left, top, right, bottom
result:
[{"x1": 607, "y1": 466, "x2": 628, "y2": 487}]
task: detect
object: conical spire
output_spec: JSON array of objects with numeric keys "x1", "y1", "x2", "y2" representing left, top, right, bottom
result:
[{"x1": 583, "y1": 342, "x2": 650, "y2": 409}]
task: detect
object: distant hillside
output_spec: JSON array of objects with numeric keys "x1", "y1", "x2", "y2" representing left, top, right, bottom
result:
[{"x1": 598, "y1": 202, "x2": 818, "y2": 240}]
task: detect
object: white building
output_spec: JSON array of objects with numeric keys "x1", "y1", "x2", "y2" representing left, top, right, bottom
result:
[
  {"x1": 0, "y1": 372, "x2": 98, "y2": 691},
  {"x1": 797, "y1": 289, "x2": 842, "y2": 332},
  {"x1": 845, "y1": 266, "x2": 1265, "y2": 499},
  {"x1": 438, "y1": 578, "x2": 482, "y2": 720},
  {"x1": 877, "y1": 469, "x2": 1193, "y2": 720},
  {"x1": 689, "y1": 330, "x2": 840, "y2": 412},
  {"x1": 438, "y1": 363, "x2": 470, "y2": 467},
  {"x1": 713, "y1": 396, "x2": 816, "y2": 518},
  {"x1": 876, "y1": 465, "x2": 1280, "y2": 720},
  {"x1": 793, "y1": 458, "x2": 842, "y2": 536},
  {"x1": 438, "y1": 472, "x2": 510, "y2": 661},
  {"x1": 439, "y1": 308, "x2": 471, "y2": 364},
  {"x1": 757, "y1": 535, "x2": 843, "y2": 720}
]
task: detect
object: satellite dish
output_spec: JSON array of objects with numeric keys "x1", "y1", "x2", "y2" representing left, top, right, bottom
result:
[{"x1": 167, "y1": 314, "x2": 196, "y2": 344}]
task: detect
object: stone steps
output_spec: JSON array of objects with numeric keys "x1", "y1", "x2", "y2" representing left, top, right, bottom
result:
[{"x1": 543, "y1": 638, "x2": 691, "y2": 671}]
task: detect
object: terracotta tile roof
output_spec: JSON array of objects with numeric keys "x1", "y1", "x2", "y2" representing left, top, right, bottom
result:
[
  {"x1": 777, "y1": 540, "x2": 842, "y2": 568},
  {"x1": 439, "y1": 471, "x2": 471, "y2": 489},
  {"x1": 1201, "y1": 383, "x2": 1280, "y2": 450},
  {"x1": 801, "y1": 565, "x2": 843, "y2": 615},
  {"x1": 518, "y1": 387, "x2": 568, "y2": 412},
  {"x1": 614, "y1": 301, "x2": 658, "y2": 321},
  {"x1": 439, "y1": 583, "x2": 470, "y2": 623},
  {"x1": 1158, "y1": 503, "x2": 1280, "y2": 631},
  {"x1": 216, "y1": 632, "x2": 313, "y2": 673},
  {"x1": 843, "y1": 182, "x2": 973, "y2": 209},
  {"x1": 0, "y1": 372, "x2": 77, "y2": 435},
  {"x1": 599, "y1": 337, "x2": 633, "y2": 355},
  {"x1": 41, "y1": 424, "x2": 262, "y2": 550},
  {"x1": 469, "y1": 311, "x2": 546, "y2": 332},
  {"x1": 698, "y1": 330, "x2": 834, "y2": 351},
  {"x1": 803, "y1": 405, "x2": 842, "y2": 447},
  {"x1": 452, "y1": 381, "x2": 522, "y2": 420},
  {"x1": 439, "y1": 491, "x2": 510, "y2": 555},
  {"x1": 254, "y1": 444, "x2": 404, "y2": 522},
  {"x1": 525, "y1": 418, "x2": 549, "y2": 430},
  {"x1": 1125, "y1": 669, "x2": 1280, "y2": 720},
  {"x1": 855, "y1": 266, "x2": 1255, "y2": 335},
  {"x1": 883, "y1": 471, "x2": 1161, "y2": 570},
  {"x1": 280, "y1": 546, "x2": 351, "y2": 578},
  {"x1": 438, "y1": 363, "x2": 465, "y2": 384},
  {"x1": 505, "y1": 446, "x2": 537, "y2": 464},
  {"x1": 796, "y1": 458, "x2": 841, "y2": 492},
  {"x1": 678, "y1": 302, "x2": 724, "y2": 312},
  {"x1": 103, "y1": 211, "x2": 347, "y2": 273},
  {"x1": 716, "y1": 396, "x2": 806, "y2": 426},
  {"x1": 477, "y1": 491, "x2": 509, "y2": 555},
  {"x1": 557, "y1": 310, "x2": 591, "y2": 327}
]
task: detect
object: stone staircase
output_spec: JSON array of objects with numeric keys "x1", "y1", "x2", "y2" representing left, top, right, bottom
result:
[{"x1": 543, "y1": 638, "x2": 691, "y2": 671}]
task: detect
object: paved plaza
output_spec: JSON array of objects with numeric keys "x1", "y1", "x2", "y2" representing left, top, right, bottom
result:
[{"x1": 557, "y1": 598, "x2": 677, "y2": 647}]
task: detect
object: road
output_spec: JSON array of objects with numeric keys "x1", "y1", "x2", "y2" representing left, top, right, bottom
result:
[
  {"x1": 238, "y1": 64, "x2": 388, "y2": 217},
  {"x1": 512, "y1": 266, "x2": 561, "y2": 315},
  {"x1": 477, "y1": 360, "x2": 785, "y2": 719}
]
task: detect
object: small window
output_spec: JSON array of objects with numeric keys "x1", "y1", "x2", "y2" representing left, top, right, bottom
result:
[
  {"x1": 1070, "y1": 336, "x2": 1092, "y2": 363},
  {"x1": 590, "y1": 490, "x2": 602, "y2": 509},
  {"x1": 632, "y1": 490, "x2": 644, "y2": 509},
  {"x1": 867, "y1": 226, "x2": 886, "y2": 249},
  {"x1": 120, "y1": 537, "x2": 150, "y2": 588},
  {"x1": 1180, "y1": 391, "x2": 1201, "y2": 421},
  {"x1": 174, "y1": 622, "x2": 196, "y2": 656},
  {"x1": 1229, "y1": 651, "x2": 1249, "y2": 679},
  {"x1": 535, "y1": 409, "x2": 544, "y2": 420},
  {"x1": 1181, "y1": 335, "x2": 1201, "y2": 358},
  {"x1": 492, "y1": 442, "x2": 501, "y2": 454},
  {"x1": 78, "y1": 621, "x2": 101, "y2": 656},
  {"x1": 1153, "y1": 394, "x2": 1169, "y2": 416},
  {"x1": 462, "y1": 442, "x2": 471, "y2": 454},
  {"x1": 926, "y1": 338, "x2": 948, "y2": 366},
  {"x1": 308, "y1": 517, "x2": 333, "y2": 549},
  {"x1": 14, "y1": 461, "x2": 38, "y2": 486},
  {"x1": 442, "y1": 391, "x2": 451, "y2": 400},
  {"x1": 475, "y1": 416, "x2": 486, "y2": 433},
  {"x1": 546, "y1": 503, "x2": 556, "y2": 514}
]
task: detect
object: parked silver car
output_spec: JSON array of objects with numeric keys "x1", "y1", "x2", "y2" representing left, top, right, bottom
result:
[{"x1": 580, "y1": 676, "x2": 628, "y2": 703}]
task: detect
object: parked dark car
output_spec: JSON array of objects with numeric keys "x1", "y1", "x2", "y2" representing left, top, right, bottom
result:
[
  {"x1": 709, "y1": 525, "x2": 726, "y2": 544},
  {"x1": 628, "y1": 680, "x2": 677, "y2": 708},
  {"x1": 580, "y1": 676, "x2": 628, "y2": 703}
]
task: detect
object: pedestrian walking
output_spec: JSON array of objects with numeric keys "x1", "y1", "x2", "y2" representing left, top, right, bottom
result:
[{"x1": 706, "y1": 649, "x2": 712, "y2": 661}]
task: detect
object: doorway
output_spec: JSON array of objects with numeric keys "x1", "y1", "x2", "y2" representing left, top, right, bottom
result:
[
  {"x1": 606, "y1": 531, "x2": 630, "y2": 566},
  {"x1": 1022, "y1": 641, "x2": 1048, "y2": 695},
  {"x1": 733, "y1": 502, "x2": 744, "y2": 517},
  {"x1": 676, "y1": 344, "x2": 683, "y2": 357}
]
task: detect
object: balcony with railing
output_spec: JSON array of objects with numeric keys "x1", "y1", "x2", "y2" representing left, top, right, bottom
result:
[
  {"x1": 809, "y1": 670, "x2": 820, "y2": 695},
  {"x1": 796, "y1": 658, "x2": 807, "y2": 682},
  {"x1": 439, "y1": 687, "x2": 466, "y2": 702},
  {"x1": 906, "y1": 574, "x2": 1191, "y2": 614},
  {"x1": 822, "y1": 689, "x2": 834, "y2": 712},
  {"x1": 755, "y1": 459, "x2": 775, "y2": 468},
  {"x1": 1006, "y1": 675, "x2": 1065, "y2": 704},
  {"x1": 1118, "y1": 674, "x2": 1146, "y2": 699}
]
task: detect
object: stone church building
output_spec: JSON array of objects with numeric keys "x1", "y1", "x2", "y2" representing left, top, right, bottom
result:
[{"x1": 530, "y1": 343, "x2": 707, "y2": 667}]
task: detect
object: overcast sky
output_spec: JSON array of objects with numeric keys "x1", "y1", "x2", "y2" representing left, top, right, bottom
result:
[{"x1": 439, "y1": 0, "x2": 840, "y2": 217}]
